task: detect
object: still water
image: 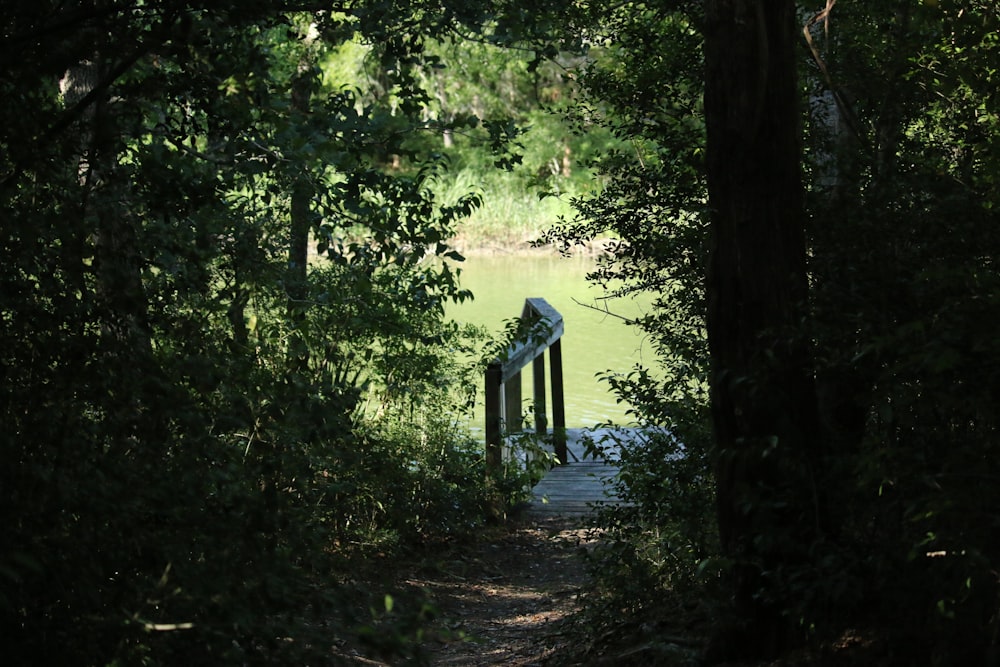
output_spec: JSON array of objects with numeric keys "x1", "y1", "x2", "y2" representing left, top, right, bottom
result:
[{"x1": 448, "y1": 254, "x2": 655, "y2": 429}]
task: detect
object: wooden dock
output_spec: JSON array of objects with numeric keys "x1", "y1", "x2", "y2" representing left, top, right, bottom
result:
[
  {"x1": 527, "y1": 428, "x2": 638, "y2": 517},
  {"x1": 480, "y1": 299, "x2": 651, "y2": 517}
]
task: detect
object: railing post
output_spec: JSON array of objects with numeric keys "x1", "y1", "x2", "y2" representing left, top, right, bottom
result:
[
  {"x1": 485, "y1": 361, "x2": 503, "y2": 479},
  {"x1": 532, "y1": 353, "x2": 547, "y2": 436},
  {"x1": 549, "y1": 338, "x2": 567, "y2": 464},
  {"x1": 485, "y1": 297, "x2": 565, "y2": 479},
  {"x1": 505, "y1": 370, "x2": 522, "y2": 435}
]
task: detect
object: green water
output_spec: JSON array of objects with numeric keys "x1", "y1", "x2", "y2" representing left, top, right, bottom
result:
[{"x1": 448, "y1": 254, "x2": 655, "y2": 429}]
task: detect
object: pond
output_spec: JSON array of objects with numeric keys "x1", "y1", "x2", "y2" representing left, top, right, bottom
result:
[{"x1": 448, "y1": 253, "x2": 656, "y2": 430}]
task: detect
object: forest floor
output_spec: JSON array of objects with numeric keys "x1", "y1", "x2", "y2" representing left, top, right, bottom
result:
[
  {"x1": 335, "y1": 515, "x2": 883, "y2": 666},
  {"x1": 341, "y1": 514, "x2": 601, "y2": 666},
  {"x1": 417, "y1": 515, "x2": 594, "y2": 666}
]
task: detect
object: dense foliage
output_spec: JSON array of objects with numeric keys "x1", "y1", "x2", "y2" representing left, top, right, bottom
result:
[
  {"x1": 7, "y1": 1, "x2": 1000, "y2": 664},
  {"x1": 802, "y1": 3, "x2": 1000, "y2": 662},
  {"x1": 543, "y1": 1, "x2": 1000, "y2": 664},
  {"x1": 0, "y1": 2, "x2": 562, "y2": 663},
  {"x1": 534, "y1": 2, "x2": 720, "y2": 653}
]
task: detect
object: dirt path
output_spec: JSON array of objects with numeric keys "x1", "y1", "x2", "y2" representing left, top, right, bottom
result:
[
  {"x1": 417, "y1": 516, "x2": 594, "y2": 666},
  {"x1": 343, "y1": 515, "x2": 597, "y2": 666},
  {"x1": 337, "y1": 513, "x2": 887, "y2": 667}
]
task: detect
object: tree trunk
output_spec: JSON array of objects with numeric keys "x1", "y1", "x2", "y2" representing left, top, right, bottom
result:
[
  {"x1": 64, "y1": 55, "x2": 157, "y2": 441},
  {"x1": 703, "y1": 0, "x2": 823, "y2": 659},
  {"x1": 804, "y1": 11, "x2": 873, "y2": 465},
  {"x1": 286, "y1": 54, "x2": 316, "y2": 372}
]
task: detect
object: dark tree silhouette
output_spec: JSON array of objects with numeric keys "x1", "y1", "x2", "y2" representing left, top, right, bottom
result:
[{"x1": 704, "y1": 0, "x2": 825, "y2": 659}]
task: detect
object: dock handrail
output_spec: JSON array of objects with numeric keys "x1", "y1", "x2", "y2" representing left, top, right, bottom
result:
[{"x1": 485, "y1": 298, "x2": 567, "y2": 478}]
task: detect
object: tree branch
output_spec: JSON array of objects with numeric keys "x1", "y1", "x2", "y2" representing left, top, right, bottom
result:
[
  {"x1": 802, "y1": 0, "x2": 871, "y2": 151},
  {"x1": 571, "y1": 297, "x2": 638, "y2": 326}
]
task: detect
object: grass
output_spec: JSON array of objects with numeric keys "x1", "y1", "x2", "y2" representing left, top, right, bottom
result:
[{"x1": 433, "y1": 167, "x2": 573, "y2": 252}]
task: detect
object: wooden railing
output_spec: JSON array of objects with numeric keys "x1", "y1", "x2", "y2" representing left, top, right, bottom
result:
[{"x1": 485, "y1": 298, "x2": 567, "y2": 478}]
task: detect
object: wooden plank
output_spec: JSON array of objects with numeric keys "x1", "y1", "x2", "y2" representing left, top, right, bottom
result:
[
  {"x1": 531, "y1": 459, "x2": 620, "y2": 516},
  {"x1": 504, "y1": 369, "x2": 522, "y2": 433},
  {"x1": 524, "y1": 297, "x2": 561, "y2": 322},
  {"x1": 496, "y1": 298, "x2": 564, "y2": 383},
  {"x1": 526, "y1": 428, "x2": 650, "y2": 516},
  {"x1": 498, "y1": 318, "x2": 564, "y2": 383},
  {"x1": 484, "y1": 363, "x2": 502, "y2": 476},
  {"x1": 549, "y1": 339, "x2": 566, "y2": 464},
  {"x1": 532, "y1": 353, "x2": 547, "y2": 434}
]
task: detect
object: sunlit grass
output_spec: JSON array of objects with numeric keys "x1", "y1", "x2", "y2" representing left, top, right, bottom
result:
[{"x1": 433, "y1": 166, "x2": 579, "y2": 252}]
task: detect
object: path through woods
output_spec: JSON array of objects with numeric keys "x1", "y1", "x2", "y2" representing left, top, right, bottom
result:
[
  {"x1": 344, "y1": 515, "x2": 598, "y2": 666},
  {"x1": 342, "y1": 431, "x2": 633, "y2": 665},
  {"x1": 420, "y1": 516, "x2": 594, "y2": 666}
]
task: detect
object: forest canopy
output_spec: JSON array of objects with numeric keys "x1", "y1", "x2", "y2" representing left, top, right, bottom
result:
[
  {"x1": 3, "y1": 1, "x2": 1000, "y2": 665},
  {"x1": 1, "y1": 2, "x2": 561, "y2": 662}
]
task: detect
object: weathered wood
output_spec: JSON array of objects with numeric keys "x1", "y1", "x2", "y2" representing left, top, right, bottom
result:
[
  {"x1": 498, "y1": 312, "x2": 564, "y2": 383},
  {"x1": 485, "y1": 363, "x2": 502, "y2": 473},
  {"x1": 524, "y1": 297, "x2": 561, "y2": 323},
  {"x1": 532, "y1": 353, "x2": 547, "y2": 434},
  {"x1": 528, "y1": 428, "x2": 640, "y2": 517},
  {"x1": 484, "y1": 298, "x2": 566, "y2": 481},
  {"x1": 531, "y1": 463, "x2": 619, "y2": 510},
  {"x1": 505, "y1": 369, "x2": 522, "y2": 432},
  {"x1": 549, "y1": 339, "x2": 567, "y2": 464}
]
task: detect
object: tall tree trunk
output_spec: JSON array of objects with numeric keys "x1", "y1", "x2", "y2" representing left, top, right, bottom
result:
[
  {"x1": 703, "y1": 0, "x2": 823, "y2": 659},
  {"x1": 64, "y1": 55, "x2": 156, "y2": 441},
  {"x1": 286, "y1": 41, "x2": 317, "y2": 373},
  {"x1": 287, "y1": 164, "x2": 312, "y2": 371},
  {"x1": 804, "y1": 8, "x2": 873, "y2": 465}
]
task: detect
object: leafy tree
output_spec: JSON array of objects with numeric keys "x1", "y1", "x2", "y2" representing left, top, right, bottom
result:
[
  {"x1": 535, "y1": 2, "x2": 721, "y2": 658},
  {"x1": 0, "y1": 2, "x2": 518, "y2": 664},
  {"x1": 802, "y1": 2, "x2": 1000, "y2": 662},
  {"x1": 544, "y1": 0, "x2": 1000, "y2": 663}
]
